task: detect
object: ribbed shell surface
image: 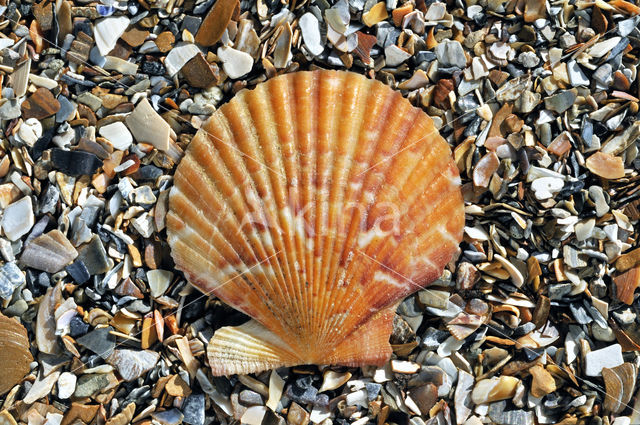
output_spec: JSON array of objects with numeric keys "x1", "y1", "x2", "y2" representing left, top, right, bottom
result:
[{"x1": 167, "y1": 70, "x2": 464, "y2": 375}]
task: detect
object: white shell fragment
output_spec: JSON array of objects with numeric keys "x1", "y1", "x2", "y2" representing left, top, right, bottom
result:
[
  {"x1": 99, "y1": 122, "x2": 134, "y2": 151},
  {"x1": 1, "y1": 197, "x2": 34, "y2": 241},
  {"x1": 94, "y1": 16, "x2": 131, "y2": 56}
]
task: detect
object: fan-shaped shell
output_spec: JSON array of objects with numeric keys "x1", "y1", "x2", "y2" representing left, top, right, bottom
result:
[
  {"x1": 0, "y1": 313, "x2": 33, "y2": 395},
  {"x1": 167, "y1": 70, "x2": 464, "y2": 375}
]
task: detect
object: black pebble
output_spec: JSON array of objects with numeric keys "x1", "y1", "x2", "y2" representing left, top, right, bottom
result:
[
  {"x1": 286, "y1": 376, "x2": 318, "y2": 405},
  {"x1": 51, "y1": 149, "x2": 103, "y2": 176},
  {"x1": 66, "y1": 260, "x2": 91, "y2": 284},
  {"x1": 69, "y1": 316, "x2": 90, "y2": 337},
  {"x1": 141, "y1": 61, "x2": 166, "y2": 76}
]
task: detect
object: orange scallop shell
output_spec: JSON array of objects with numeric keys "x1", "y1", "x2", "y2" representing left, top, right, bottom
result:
[{"x1": 167, "y1": 70, "x2": 464, "y2": 375}]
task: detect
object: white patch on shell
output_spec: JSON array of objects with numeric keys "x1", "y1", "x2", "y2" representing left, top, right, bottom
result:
[{"x1": 373, "y1": 270, "x2": 406, "y2": 288}]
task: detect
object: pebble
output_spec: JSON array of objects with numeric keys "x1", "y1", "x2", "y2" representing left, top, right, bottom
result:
[
  {"x1": 165, "y1": 43, "x2": 201, "y2": 76},
  {"x1": 0, "y1": 262, "x2": 25, "y2": 300},
  {"x1": 567, "y1": 60, "x2": 590, "y2": 87},
  {"x1": 299, "y1": 13, "x2": 324, "y2": 57},
  {"x1": 585, "y1": 344, "x2": 624, "y2": 377},
  {"x1": 125, "y1": 98, "x2": 171, "y2": 152},
  {"x1": 435, "y1": 40, "x2": 466, "y2": 68},
  {"x1": 99, "y1": 122, "x2": 134, "y2": 151},
  {"x1": 50, "y1": 149, "x2": 103, "y2": 177},
  {"x1": 182, "y1": 394, "x2": 206, "y2": 425},
  {"x1": 57, "y1": 372, "x2": 77, "y2": 399},
  {"x1": 94, "y1": 16, "x2": 130, "y2": 55},
  {"x1": 107, "y1": 349, "x2": 160, "y2": 381},
  {"x1": 2, "y1": 197, "x2": 34, "y2": 241},
  {"x1": 217, "y1": 45, "x2": 254, "y2": 79},
  {"x1": 531, "y1": 177, "x2": 564, "y2": 200},
  {"x1": 385, "y1": 44, "x2": 412, "y2": 66},
  {"x1": 76, "y1": 326, "x2": 116, "y2": 359}
]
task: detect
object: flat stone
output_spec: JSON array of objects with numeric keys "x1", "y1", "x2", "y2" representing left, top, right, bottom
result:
[
  {"x1": 2, "y1": 197, "x2": 34, "y2": 241},
  {"x1": 125, "y1": 98, "x2": 171, "y2": 151},
  {"x1": 567, "y1": 60, "x2": 590, "y2": 87},
  {"x1": 585, "y1": 344, "x2": 623, "y2": 376},
  {"x1": 74, "y1": 373, "x2": 112, "y2": 398},
  {"x1": 77, "y1": 235, "x2": 110, "y2": 275},
  {"x1": 195, "y1": 0, "x2": 239, "y2": 46},
  {"x1": 147, "y1": 269, "x2": 173, "y2": 297},
  {"x1": 121, "y1": 27, "x2": 149, "y2": 47},
  {"x1": 21, "y1": 88, "x2": 60, "y2": 120},
  {"x1": 76, "y1": 326, "x2": 116, "y2": 359},
  {"x1": 616, "y1": 248, "x2": 640, "y2": 273},
  {"x1": 165, "y1": 375, "x2": 192, "y2": 397},
  {"x1": 50, "y1": 149, "x2": 103, "y2": 176},
  {"x1": 217, "y1": 45, "x2": 253, "y2": 79},
  {"x1": 165, "y1": 43, "x2": 201, "y2": 76},
  {"x1": 94, "y1": 16, "x2": 130, "y2": 55},
  {"x1": 181, "y1": 53, "x2": 219, "y2": 89},
  {"x1": 545, "y1": 90, "x2": 576, "y2": 114},
  {"x1": 0, "y1": 262, "x2": 25, "y2": 300},
  {"x1": 435, "y1": 40, "x2": 466, "y2": 68},
  {"x1": 151, "y1": 409, "x2": 184, "y2": 425},
  {"x1": 182, "y1": 394, "x2": 205, "y2": 425},
  {"x1": 65, "y1": 260, "x2": 90, "y2": 284},
  {"x1": 23, "y1": 371, "x2": 60, "y2": 404},
  {"x1": 299, "y1": 13, "x2": 324, "y2": 56},
  {"x1": 107, "y1": 349, "x2": 160, "y2": 381},
  {"x1": 57, "y1": 372, "x2": 77, "y2": 399},
  {"x1": 384, "y1": 44, "x2": 412, "y2": 66},
  {"x1": 77, "y1": 92, "x2": 103, "y2": 111},
  {"x1": 20, "y1": 230, "x2": 78, "y2": 273},
  {"x1": 99, "y1": 122, "x2": 133, "y2": 151}
]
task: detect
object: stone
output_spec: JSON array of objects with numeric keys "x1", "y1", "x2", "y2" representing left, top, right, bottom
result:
[
  {"x1": 74, "y1": 373, "x2": 113, "y2": 398},
  {"x1": 23, "y1": 371, "x2": 60, "y2": 404},
  {"x1": 435, "y1": 40, "x2": 466, "y2": 68},
  {"x1": 165, "y1": 375, "x2": 192, "y2": 397},
  {"x1": 182, "y1": 394, "x2": 205, "y2": 425},
  {"x1": 567, "y1": 60, "x2": 590, "y2": 86},
  {"x1": 585, "y1": 344, "x2": 623, "y2": 376},
  {"x1": 21, "y1": 88, "x2": 60, "y2": 120},
  {"x1": 299, "y1": 13, "x2": 324, "y2": 56},
  {"x1": 121, "y1": 28, "x2": 149, "y2": 47},
  {"x1": 362, "y1": 2, "x2": 388, "y2": 26},
  {"x1": 471, "y1": 376, "x2": 520, "y2": 404},
  {"x1": 217, "y1": 45, "x2": 253, "y2": 79},
  {"x1": 531, "y1": 177, "x2": 564, "y2": 200},
  {"x1": 125, "y1": 98, "x2": 171, "y2": 151},
  {"x1": 107, "y1": 349, "x2": 160, "y2": 381},
  {"x1": 94, "y1": 16, "x2": 130, "y2": 55},
  {"x1": 384, "y1": 44, "x2": 412, "y2": 66},
  {"x1": 524, "y1": 0, "x2": 545, "y2": 22},
  {"x1": 181, "y1": 53, "x2": 220, "y2": 88},
  {"x1": 2, "y1": 197, "x2": 34, "y2": 241},
  {"x1": 195, "y1": 0, "x2": 239, "y2": 46},
  {"x1": 77, "y1": 92, "x2": 103, "y2": 111},
  {"x1": 529, "y1": 365, "x2": 556, "y2": 397},
  {"x1": 165, "y1": 43, "x2": 201, "y2": 76},
  {"x1": 21, "y1": 230, "x2": 78, "y2": 273},
  {"x1": 544, "y1": 90, "x2": 576, "y2": 113},
  {"x1": 50, "y1": 149, "x2": 103, "y2": 176},
  {"x1": 17, "y1": 118, "x2": 42, "y2": 147},
  {"x1": 151, "y1": 409, "x2": 184, "y2": 425},
  {"x1": 616, "y1": 248, "x2": 640, "y2": 273},
  {"x1": 99, "y1": 122, "x2": 133, "y2": 151},
  {"x1": 77, "y1": 235, "x2": 111, "y2": 275},
  {"x1": 76, "y1": 326, "x2": 116, "y2": 359},
  {"x1": 0, "y1": 263, "x2": 24, "y2": 300},
  {"x1": 57, "y1": 372, "x2": 77, "y2": 399},
  {"x1": 155, "y1": 32, "x2": 175, "y2": 52},
  {"x1": 147, "y1": 269, "x2": 173, "y2": 297},
  {"x1": 65, "y1": 260, "x2": 90, "y2": 284},
  {"x1": 586, "y1": 152, "x2": 625, "y2": 180}
]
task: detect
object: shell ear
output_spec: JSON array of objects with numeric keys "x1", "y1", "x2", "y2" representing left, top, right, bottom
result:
[
  {"x1": 208, "y1": 303, "x2": 398, "y2": 375},
  {"x1": 324, "y1": 303, "x2": 397, "y2": 368},
  {"x1": 207, "y1": 320, "x2": 302, "y2": 376}
]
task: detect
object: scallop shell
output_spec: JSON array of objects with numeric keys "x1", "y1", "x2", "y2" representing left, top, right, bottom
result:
[
  {"x1": 167, "y1": 70, "x2": 464, "y2": 375},
  {"x1": 0, "y1": 313, "x2": 33, "y2": 395}
]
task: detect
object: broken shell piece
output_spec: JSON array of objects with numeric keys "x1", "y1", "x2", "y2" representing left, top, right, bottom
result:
[
  {"x1": 471, "y1": 376, "x2": 520, "y2": 404},
  {"x1": 529, "y1": 364, "x2": 556, "y2": 398},
  {"x1": 167, "y1": 70, "x2": 464, "y2": 376},
  {"x1": 602, "y1": 362, "x2": 635, "y2": 414},
  {"x1": 20, "y1": 229, "x2": 78, "y2": 273},
  {"x1": 0, "y1": 313, "x2": 33, "y2": 396}
]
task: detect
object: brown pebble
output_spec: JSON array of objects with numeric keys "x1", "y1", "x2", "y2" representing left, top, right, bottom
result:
[
  {"x1": 121, "y1": 27, "x2": 149, "y2": 47},
  {"x1": 21, "y1": 88, "x2": 60, "y2": 120},
  {"x1": 502, "y1": 114, "x2": 523, "y2": 134},
  {"x1": 181, "y1": 53, "x2": 220, "y2": 89},
  {"x1": 165, "y1": 375, "x2": 192, "y2": 398},
  {"x1": 433, "y1": 79, "x2": 454, "y2": 109},
  {"x1": 614, "y1": 266, "x2": 640, "y2": 305},
  {"x1": 592, "y1": 6, "x2": 608, "y2": 33},
  {"x1": 141, "y1": 316, "x2": 158, "y2": 349},
  {"x1": 287, "y1": 402, "x2": 310, "y2": 425},
  {"x1": 585, "y1": 151, "x2": 625, "y2": 180},
  {"x1": 61, "y1": 403, "x2": 100, "y2": 425},
  {"x1": 529, "y1": 365, "x2": 556, "y2": 398},
  {"x1": 195, "y1": 0, "x2": 239, "y2": 46},
  {"x1": 392, "y1": 3, "x2": 414, "y2": 26},
  {"x1": 33, "y1": 1, "x2": 53, "y2": 31},
  {"x1": 613, "y1": 70, "x2": 631, "y2": 91},
  {"x1": 616, "y1": 248, "x2": 640, "y2": 273},
  {"x1": 155, "y1": 31, "x2": 176, "y2": 53},
  {"x1": 524, "y1": 0, "x2": 545, "y2": 22}
]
